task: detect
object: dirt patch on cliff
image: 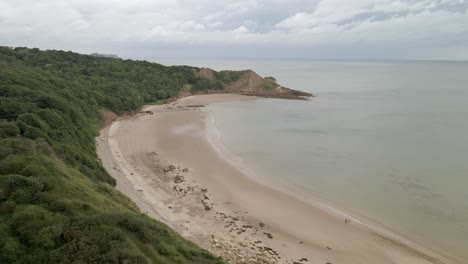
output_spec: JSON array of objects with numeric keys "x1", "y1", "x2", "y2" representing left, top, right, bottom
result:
[{"x1": 197, "y1": 67, "x2": 215, "y2": 79}]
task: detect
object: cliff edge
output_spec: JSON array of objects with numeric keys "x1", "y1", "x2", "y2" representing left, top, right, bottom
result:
[{"x1": 191, "y1": 67, "x2": 314, "y2": 100}]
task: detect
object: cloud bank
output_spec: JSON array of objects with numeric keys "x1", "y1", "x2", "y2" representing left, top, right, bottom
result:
[{"x1": 1, "y1": 0, "x2": 467, "y2": 60}]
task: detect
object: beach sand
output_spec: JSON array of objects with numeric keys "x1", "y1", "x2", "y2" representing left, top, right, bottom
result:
[{"x1": 97, "y1": 94, "x2": 458, "y2": 264}]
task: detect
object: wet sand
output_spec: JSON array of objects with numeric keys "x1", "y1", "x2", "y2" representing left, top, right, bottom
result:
[{"x1": 97, "y1": 94, "x2": 458, "y2": 264}]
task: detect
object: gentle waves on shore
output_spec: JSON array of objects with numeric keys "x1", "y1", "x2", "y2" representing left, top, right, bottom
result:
[{"x1": 158, "y1": 59, "x2": 468, "y2": 262}]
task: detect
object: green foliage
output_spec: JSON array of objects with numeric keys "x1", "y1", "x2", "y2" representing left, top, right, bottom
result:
[
  {"x1": 190, "y1": 68, "x2": 249, "y2": 94},
  {"x1": 260, "y1": 77, "x2": 278, "y2": 91},
  {"x1": 0, "y1": 120, "x2": 19, "y2": 139},
  {"x1": 260, "y1": 79, "x2": 278, "y2": 91},
  {"x1": 213, "y1": 70, "x2": 243, "y2": 84},
  {"x1": 17, "y1": 113, "x2": 49, "y2": 139},
  {"x1": 261, "y1": 82, "x2": 277, "y2": 91},
  {"x1": 190, "y1": 78, "x2": 224, "y2": 93},
  {"x1": 0, "y1": 47, "x2": 224, "y2": 263},
  {"x1": 11, "y1": 205, "x2": 69, "y2": 249}
]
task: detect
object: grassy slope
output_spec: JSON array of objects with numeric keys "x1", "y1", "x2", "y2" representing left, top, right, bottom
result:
[{"x1": 0, "y1": 47, "x2": 224, "y2": 263}]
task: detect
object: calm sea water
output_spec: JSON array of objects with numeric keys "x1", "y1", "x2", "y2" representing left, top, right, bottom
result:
[{"x1": 156, "y1": 58, "x2": 468, "y2": 261}]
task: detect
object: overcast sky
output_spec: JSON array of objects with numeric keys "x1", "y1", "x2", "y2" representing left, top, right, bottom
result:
[{"x1": 1, "y1": 0, "x2": 467, "y2": 60}]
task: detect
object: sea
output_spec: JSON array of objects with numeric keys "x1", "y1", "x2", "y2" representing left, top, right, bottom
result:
[{"x1": 155, "y1": 58, "x2": 468, "y2": 262}]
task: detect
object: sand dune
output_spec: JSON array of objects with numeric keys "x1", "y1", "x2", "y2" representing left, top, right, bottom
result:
[{"x1": 97, "y1": 94, "x2": 458, "y2": 264}]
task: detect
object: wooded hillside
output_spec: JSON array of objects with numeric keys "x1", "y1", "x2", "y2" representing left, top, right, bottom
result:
[{"x1": 0, "y1": 47, "x2": 224, "y2": 264}]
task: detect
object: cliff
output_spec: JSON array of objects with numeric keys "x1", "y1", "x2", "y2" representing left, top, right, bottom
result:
[{"x1": 192, "y1": 68, "x2": 314, "y2": 100}]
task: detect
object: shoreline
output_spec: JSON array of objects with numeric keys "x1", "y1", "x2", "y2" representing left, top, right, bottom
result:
[
  {"x1": 97, "y1": 94, "x2": 459, "y2": 264},
  {"x1": 203, "y1": 101, "x2": 460, "y2": 264}
]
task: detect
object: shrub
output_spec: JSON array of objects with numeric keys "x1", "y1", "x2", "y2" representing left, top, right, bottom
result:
[
  {"x1": 10, "y1": 205, "x2": 69, "y2": 249},
  {"x1": 0, "y1": 46, "x2": 224, "y2": 264},
  {"x1": 0, "y1": 120, "x2": 19, "y2": 139}
]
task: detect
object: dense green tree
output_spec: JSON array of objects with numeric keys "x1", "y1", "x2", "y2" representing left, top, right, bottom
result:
[{"x1": 0, "y1": 47, "x2": 224, "y2": 264}]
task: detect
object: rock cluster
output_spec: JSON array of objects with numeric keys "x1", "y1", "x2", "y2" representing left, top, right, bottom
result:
[
  {"x1": 209, "y1": 236, "x2": 281, "y2": 264},
  {"x1": 159, "y1": 159, "x2": 314, "y2": 264}
]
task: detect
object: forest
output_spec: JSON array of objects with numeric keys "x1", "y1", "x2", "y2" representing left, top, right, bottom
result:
[{"x1": 0, "y1": 46, "x2": 225, "y2": 263}]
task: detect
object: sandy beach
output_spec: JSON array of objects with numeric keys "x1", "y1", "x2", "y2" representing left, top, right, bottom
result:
[{"x1": 97, "y1": 94, "x2": 458, "y2": 264}]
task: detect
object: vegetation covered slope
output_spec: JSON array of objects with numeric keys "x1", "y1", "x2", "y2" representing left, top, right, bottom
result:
[
  {"x1": 192, "y1": 67, "x2": 313, "y2": 99},
  {"x1": 0, "y1": 47, "x2": 225, "y2": 263}
]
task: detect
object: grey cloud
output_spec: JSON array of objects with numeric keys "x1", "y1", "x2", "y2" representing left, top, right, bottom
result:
[
  {"x1": 0, "y1": 0, "x2": 467, "y2": 60},
  {"x1": 338, "y1": 1, "x2": 468, "y2": 27}
]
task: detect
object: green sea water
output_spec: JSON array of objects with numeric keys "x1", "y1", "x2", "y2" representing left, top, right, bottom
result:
[{"x1": 157, "y1": 58, "x2": 468, "y2": 262}]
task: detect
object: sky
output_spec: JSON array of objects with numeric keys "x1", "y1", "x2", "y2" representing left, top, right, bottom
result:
[{"x1": 1, "y1": 0, "x2": 467, "y2": 60}]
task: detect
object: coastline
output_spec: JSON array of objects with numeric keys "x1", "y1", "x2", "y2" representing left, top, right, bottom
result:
[{"x1": 97, "y1": 94, "x2": 459, "y2": 264}]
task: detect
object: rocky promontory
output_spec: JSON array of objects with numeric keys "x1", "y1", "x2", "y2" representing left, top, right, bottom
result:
[{"x1": 187, "y1": 67, "x2": 314, "y2": 100}]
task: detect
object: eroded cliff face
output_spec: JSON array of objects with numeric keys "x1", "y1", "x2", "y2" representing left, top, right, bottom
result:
[{"x1": 193, "y1": 68, "x2": 314, "y2": 100}]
